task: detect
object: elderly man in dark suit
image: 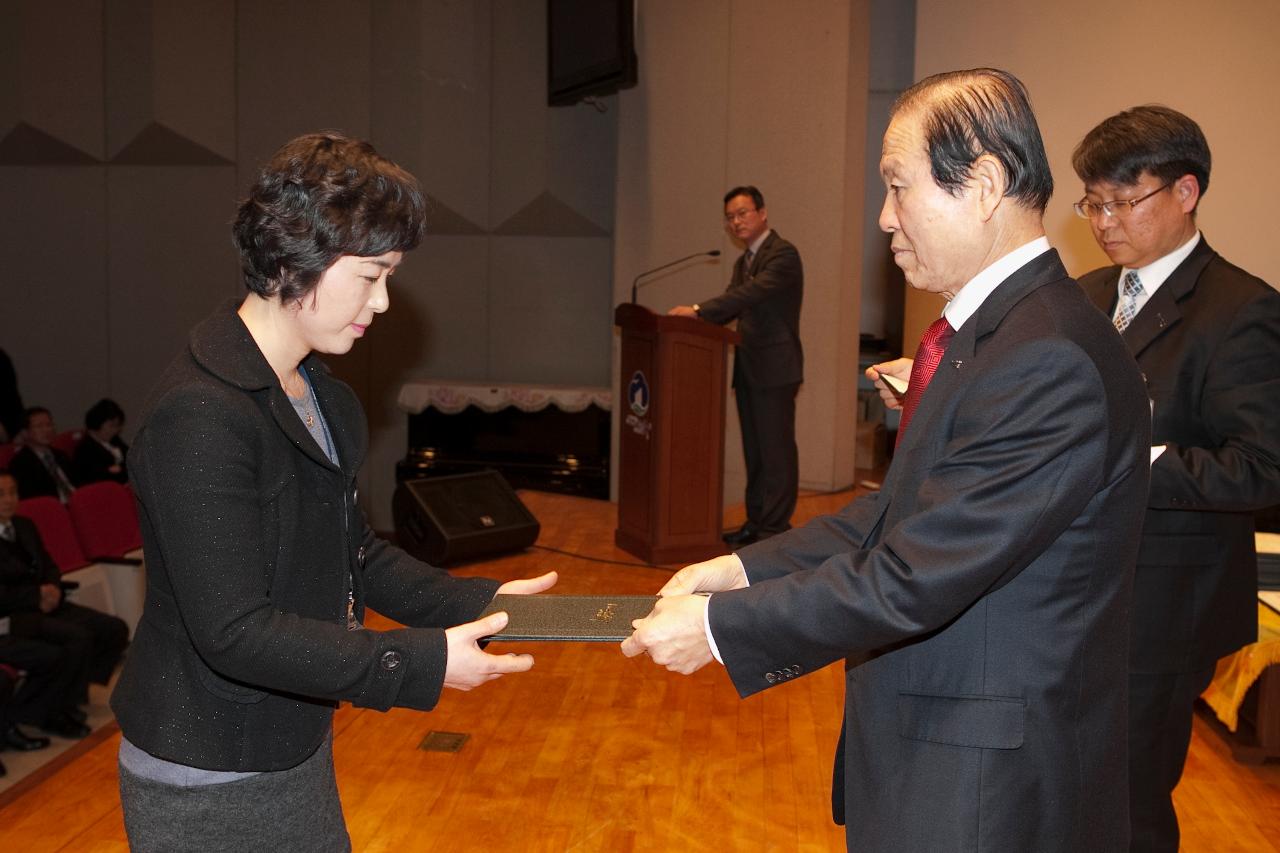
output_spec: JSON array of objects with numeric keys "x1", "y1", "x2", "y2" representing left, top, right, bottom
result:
[
  {"x1": 626, "y1": 68, "x2": 1151, "y2": 852},
  {"x1": 1071, "y1": 105, "x2": 1280, "y2": 853},
  {"x1": 669, "y1": 186, "x2": 804, "y2": 545}
]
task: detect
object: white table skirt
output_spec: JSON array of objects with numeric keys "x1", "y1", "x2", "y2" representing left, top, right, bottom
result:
[{"x1": 397, "y1": 380, "x2": 613, "y2": 415}]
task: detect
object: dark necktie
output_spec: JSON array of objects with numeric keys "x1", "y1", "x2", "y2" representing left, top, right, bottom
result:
[
  {"x1": 743, "y1": 249, "x2": 754, "y2": 278},
  {"x1": 896, "y1": 316, "x2": 956, "y2": 447},
  {"x1": 38, "y1": 448, "x2": 75, "y2": 503}
]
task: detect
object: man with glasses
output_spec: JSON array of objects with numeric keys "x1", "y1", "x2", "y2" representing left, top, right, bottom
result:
[
  {"x1": 670, "y1": 186, "x2": 803, "y2": 546},
  {"x1": 1072, "y1": 105, "x2": 1280, "y2": 853}
]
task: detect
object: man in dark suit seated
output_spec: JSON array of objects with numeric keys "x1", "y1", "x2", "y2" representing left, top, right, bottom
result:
[
  {"x1": 1071, "y1": 105, "x2": 1280, "y2": 853},
  {"x1": 73, "y1": 398, "x2": 129, "y2": 485},
  {"x1": 0, "y1": 645, "x2": 66, "y2": 767},
  {"x1": 626, "y1": 68, "x2": 1151, "y2": 852},
  {"x1": 669, "y1": 185, "x2": 804, "y2": 545},
  {"x1": 9, "y1": 407, "x2": 77, "y2": 502},
  {"x1": 0, "y1": 471, "x2": 127, "y2": 738}
]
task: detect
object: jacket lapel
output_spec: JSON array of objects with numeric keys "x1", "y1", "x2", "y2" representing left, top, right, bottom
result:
[
  {"x1": 891, "y1": 249, "x2": 1069, "y2": 462},
  {"x1": 189, "y1": 301, "x2": 350, "y2": 474},
  {"x1": 305, "y1": 357, "x2": 365, "y2": 476},
  {"x1": 1121, "y1": 237, "x2": 1215, "y2": 358}
]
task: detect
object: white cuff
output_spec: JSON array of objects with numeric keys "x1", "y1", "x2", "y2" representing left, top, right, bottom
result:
[
  {"x1": 1150, "y1": 445, "x2": 1166, "y2": 464},
  {"x1": 703, "y1": 596, "x2": 724, "y2": 664}
]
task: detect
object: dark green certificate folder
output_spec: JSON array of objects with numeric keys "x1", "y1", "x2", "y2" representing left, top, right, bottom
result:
[{"x1": 479, "y1": 594, "x2": 659, "y2": 642}]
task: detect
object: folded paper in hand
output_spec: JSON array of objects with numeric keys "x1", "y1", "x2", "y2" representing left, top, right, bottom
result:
[{"x1": 479, "y1": 594, "x2": 659, "y2": 642}]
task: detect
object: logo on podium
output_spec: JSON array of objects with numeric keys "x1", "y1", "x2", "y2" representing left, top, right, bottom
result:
[{"x1": 628, "y1": 371, "x2": 650, "y2": 416}]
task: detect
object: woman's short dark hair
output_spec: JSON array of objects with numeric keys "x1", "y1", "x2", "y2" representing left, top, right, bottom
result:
[
  {"x1": 85, "y1": 398, "x2": 125, "y2": 431},
  {"x1": 1071, "y1": 105, "x2": 1211, "y2": 203},
  {"x1": 723, "y1": 186, "x2": 765, "y2": 210},
  {"x1": 233, "y1": 132, "x2": 426, "y2": 303},
  {"x1": 892, "y1": 68, "x2": 1054, "y2": 213}
]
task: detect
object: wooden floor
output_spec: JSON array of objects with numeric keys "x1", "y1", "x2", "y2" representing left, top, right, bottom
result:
[{"x1": 1, "y1": 487, "x2": 1278, "y2": 851}]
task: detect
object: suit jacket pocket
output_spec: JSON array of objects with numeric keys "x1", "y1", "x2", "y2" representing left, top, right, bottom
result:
[{"x1": 898, "y1": 692, "x2": 1025, "y2": 750}]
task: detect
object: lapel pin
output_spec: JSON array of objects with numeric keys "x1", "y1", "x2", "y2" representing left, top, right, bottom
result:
[{"x1": 952, "y1": 360, "x2": 963, "y2": 369}]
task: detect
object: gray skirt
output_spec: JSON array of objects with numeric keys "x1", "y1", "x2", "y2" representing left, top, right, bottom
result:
[{"x1": 118, "y1": 736, "x2": 351, "y2": 853}]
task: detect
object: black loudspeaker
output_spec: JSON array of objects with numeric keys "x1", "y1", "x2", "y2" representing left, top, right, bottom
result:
[{"x1": 393, "y1": 471, "x2": 540, "y2": 567}]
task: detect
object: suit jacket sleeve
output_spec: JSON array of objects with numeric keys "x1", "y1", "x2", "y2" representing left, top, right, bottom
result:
[
  {"x1": 696, "y1": 241, "x2": 802, "y2": 325},
  {"x1": 1149, "y1": 284, "x2": 1280, "y2": 511},
  {"x1": 710, "y1": 336, "x2": 1120, "y2": 698}
]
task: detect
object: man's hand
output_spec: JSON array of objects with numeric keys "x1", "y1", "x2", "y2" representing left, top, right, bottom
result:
[
  {"x1": 668, "y1": 305, "x2": 699, "y2": 318},
  {"x1": 865, "y1": 357, "x2": 913, "y2": 410},
  {"x1": 496, "y1": 570, "x2": 557, "y2": 596},
  {"x1": 620, "y1": 594, "x2": 714, "y2": 674},
  {"x1": 39, "y1": 583, "x2": 61, "y2": 613},
  {"x1": 443, "y1": 611, "x2": 535, "y2": 691},
  {"x1": 660, "y1": 554, "x2": 748, "y2": 596}
]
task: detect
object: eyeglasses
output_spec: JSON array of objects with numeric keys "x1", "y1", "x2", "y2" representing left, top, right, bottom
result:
[
  {"x1": 724, "y1": 207, "x2": 758, "y2": 223},
  {"x1": 1073, "y1": 182, "x2": 1172, "y2": 220}
]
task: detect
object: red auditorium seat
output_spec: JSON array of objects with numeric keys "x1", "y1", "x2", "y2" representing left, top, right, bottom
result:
[
  {"x1": 50, "y1": 429, "x2": 83, "y2": 457},
  {"x1": 15, "y1": 496, "x2": 91, "y2": 573},
  {"x1": 69, "y1": 481, "x2": 143, "y2": 562}
]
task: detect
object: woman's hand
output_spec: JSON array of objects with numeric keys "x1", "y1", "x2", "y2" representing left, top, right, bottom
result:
[
  {"x1": 441, "y1": 572, "x2": 557, "y2": 692},
  {"x1": 495, "y1": 570, "x2": 558, "y2": 596},
  {"x1": 443, "y1": 611, "x2": 535, "y2": 691}
]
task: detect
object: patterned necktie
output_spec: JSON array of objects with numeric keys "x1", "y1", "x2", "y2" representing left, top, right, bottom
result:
[
  {"x1": 896, "y1": 316, "x2": 956, "y2": 448},
  {"x1": 1113, "y1": 270, "x2": 1145, "y2": 332}
]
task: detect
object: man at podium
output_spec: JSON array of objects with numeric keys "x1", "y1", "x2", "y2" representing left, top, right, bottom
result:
[{"x1": 669, "y1": 186, "x2": 804, "y2": 546}]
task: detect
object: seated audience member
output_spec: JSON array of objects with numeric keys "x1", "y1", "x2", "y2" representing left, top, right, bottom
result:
[
  {"x1": 0, "y1": 471, "x2": 127, "y2": 737},
  {"x1": 74, "y1": 398, "x2": 129, "y2": 485},
  {"x1": 0, "y1": 645, "x2": 63, "y2": 759},
  {"x1": 9, "y1": 408, "x2": 77, "y2": 502}
]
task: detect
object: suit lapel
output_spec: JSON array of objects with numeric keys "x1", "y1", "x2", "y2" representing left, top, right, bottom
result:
[
  {"x1": 1121, "y1": 238, "x2": 1215, "y2": 358},
  {"x1": 891, "y1": 250, "x2": 1069, "y2": 463},
  {"x1": 1081, "y1": 269, "x2": 1118, "y2": 316},
  {"x1": 740, "y1": 230, "x2": 781, "y2": 280}
]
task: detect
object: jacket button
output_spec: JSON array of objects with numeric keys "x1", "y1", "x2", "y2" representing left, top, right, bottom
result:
[
  {"x1": 380, "y1": 650, "x2": 402, "y2": 670},
  {"x1": 765, "y1": 672, "x2": 778, "y2": 684},
  {"x1": 357, "y1": 546, "x2": 367, "y2": 567},
  {"x1": 790, "y1": 665, "x2": 802, "y2": 676}
]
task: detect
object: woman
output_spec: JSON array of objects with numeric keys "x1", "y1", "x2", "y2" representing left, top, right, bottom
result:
[
  {"x1": 73, "y1": 397, "x2": 129, "y2": 484},
  {"x1": 111, "y1": 132, "x2": 554, "y2": 851}
]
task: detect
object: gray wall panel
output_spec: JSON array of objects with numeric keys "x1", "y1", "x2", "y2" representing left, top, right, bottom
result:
[
  {"x1": 488, "y1": 236, "x2": 612, "y2": 386},
  {"x1": 0, "y1": 167, "x2": 108, "y2": 429},
  {"x1": 105, "y1": 166, "x2": 240, "y2": 423}
]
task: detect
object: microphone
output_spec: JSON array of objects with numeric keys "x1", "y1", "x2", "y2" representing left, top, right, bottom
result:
[{"x1": 630, "y1": 250, "x2": 721, "y2": 304}]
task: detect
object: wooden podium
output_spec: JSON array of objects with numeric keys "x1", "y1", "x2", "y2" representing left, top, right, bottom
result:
[{"x1": 614, "y1": 303, "x2": 740, "y2": 564}]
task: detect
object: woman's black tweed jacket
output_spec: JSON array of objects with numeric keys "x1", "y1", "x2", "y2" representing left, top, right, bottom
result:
[{"x1": 111, "y1": 302, "x2": 499, "y2": 771}]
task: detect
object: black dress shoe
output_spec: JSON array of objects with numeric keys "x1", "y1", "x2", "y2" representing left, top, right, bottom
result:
[
  {"x1": 722, "y1": 524, "x2": 759, "y2": 546},
  {"x1": 3, "y1": 723, "x2": 52, "y2": 751},
  {"x1": 40, "y1": 713, "x2": 91, "y2": 740}
]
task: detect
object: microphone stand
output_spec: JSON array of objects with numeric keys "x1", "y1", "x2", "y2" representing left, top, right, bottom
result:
[{"x1": 631, "y1": 250, "x2": 721, "y2": 304}]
